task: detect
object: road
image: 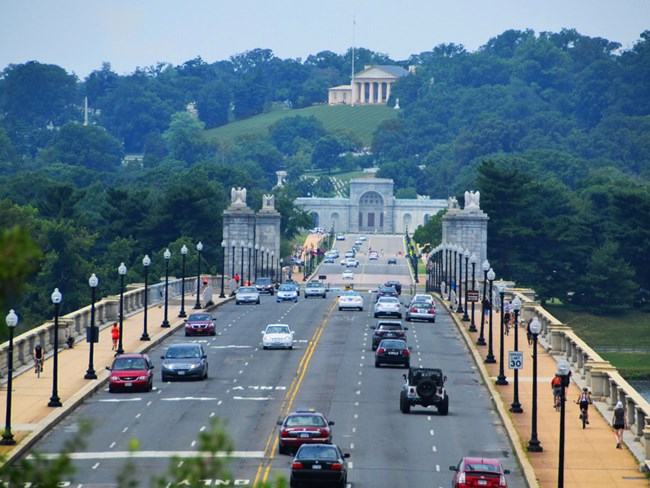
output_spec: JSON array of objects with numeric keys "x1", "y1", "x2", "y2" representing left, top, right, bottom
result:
[{"x1": 31, "y1": 234, "x2": 525, "y2": 487}]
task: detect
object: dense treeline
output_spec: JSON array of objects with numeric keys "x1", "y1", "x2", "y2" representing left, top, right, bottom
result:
[{"x1": 0, "y1": 29, "x2": 649, "y2": 333}]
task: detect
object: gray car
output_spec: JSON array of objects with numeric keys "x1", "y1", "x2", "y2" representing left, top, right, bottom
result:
[
  {"x1": 160, "y1": 343, "x2": 208, "y2": 381},
  {"x1": 236, "y1": 286, "x2": 261, "y2": 305},
  {"x1": 304, "y1": 281, "x2": 327, "y2": 298}
]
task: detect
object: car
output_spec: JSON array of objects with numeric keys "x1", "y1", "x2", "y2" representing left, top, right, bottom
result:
[
  {"x1": 410, "y1": 294, "x2": 435, "y2": 308},
  {"x1": 375, "y1": 339, "x2": 411, "y2": 368},
  {"x1": 160, "y1": 343, "x2": 208, "y2": 381},
  {"x1": 449, "y1": 457, "x2": 510, "y2": 488},
  {"x1": 359, "y1": 235, "x2": 367, "y2": 241},
  {"x1": 261, "y1": 323, "x2": 294, "y2": 349},
  {"x1": 284, "y1": 279, "x2": 301, "y2": 296},
  {"x1": 405, "y1": 301, "x2": 436, "y2": 322},
  {"x1": 336, "y1": 234, "x2": 345, "y2": 240},
  {"x1": 254, "y1": 277, "x2": 275, "y2": 295},
  {"x1": 277, "y1": 409, "x2": 335, "y2": 454},
  {"x1": 354, "y1": 239, "x2": 363, "y2": 245},
  {"x1": 305, "y1": 281, "x2": 327, "y2": 298},
  {"x1": 277, "y1": 284, "x2": 298, "y2": 302},
  {"x1": 290, "y1": 443, "x2": 350, "y2": 488},
  {"x1": 323, "y1": 257, "x2": 335, "y2": 264},
  {"x1": 384, "y1": 280, "x2": 402, "y2": 294},
  {"x1": 235, "y1": 286, "x2": 261, "y2": 305},
  {"x1": 344, "y1": 250, "x2": 355, "y2": 258},
  {"x1": 400, "y1": 367, "x2": 449, "y2": 414},
  {"x1": 327, "y1": 249, "x2": 340, "y2": 258},
  {"x1": 342, "y1": 269, "x2": 354, "y2": 280},
  {"x1": 107, "y1": 353, "x2": 154, "y2": 393},
  {"x1": 376, "y1": 285, "x2": 398, "y2": 300},
  {"x1": 184, "y1": 312, "x2": 217, "y2": 336},
  {"x1": 374, "y1": 296, "x2": 402, "y2": 318},
  {"x1": 345, "y1": 258, "x2": 359, "y2": 267},
  {"x1": 387, "y1": 257, "x2": 397, "y2": 265},
  {"x1": 371, "y1": 320, "x2": 408, "y2": 350},
  {"x1": 338, "y1": 290, "x2": 364, "y2": 311},
  {"x1": 369, "y1": 251, "x2": 379, "y2": 260}
]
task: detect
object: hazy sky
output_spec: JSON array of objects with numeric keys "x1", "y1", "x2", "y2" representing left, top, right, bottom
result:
[{"x1": 1, "y1": 0, "x2": 648, "y2": 78}]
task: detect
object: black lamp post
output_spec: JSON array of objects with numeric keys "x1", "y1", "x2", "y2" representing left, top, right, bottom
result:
[
  {"x1": 117, "y1": 263, "x2": 127, "y2": 354},
  {"x1": 510, "y1": 296, "x2": 523, "y2": 413},
  {"x1": 240, "y1": 240, "x2": 245, "y2": 285},
  {"x1": 48, "y1": 288, "x2": 63, "y2": 407},
  {"x1": 265, "y1": 249, "x2": 270, "y2": 279},
  {"x1": 254, "y1": 244, "x2": 259, "y2": 281},
  {"x1": 469, "y1": 254, "x2": 477, "y2": 332},
  {"x1": 231, "y1": 240, "x2": 236, "y2": 280},
  {"x1": 1, "y1": 309, "x2": 18, "y2": 444},
  {"x1": 161, "y1": 248, "x2": 171, "y2": 328},
  {"x1": 485, "y1": 268, "x2": 496, "y2": 363},
  {"x1": 462, "y1": 249, "x2": 470, "y2": 320},
  {"x1": 444, "y1": 245, "x2": 450, "y2": 293},
  {"x1": 84, "y1": 274, "x2": 99, "y2": 379},
  {"x1": 179, "y1": 244, "x2": 188, "y2": 318},
  {"x1": 557, "y1": 359, "x2": 571, "y2": 488},
  {"x1": 219, "y1": 241, "x2": 226, "y2": 298},
  {"x1": 450, "y1": 246, "x2": 457, "y2": 306},
  {"x1": 279, "y1": 258, "x2": 284, "y2": 283},
  {"x1": 496, "y1": 281, "x2": 508, "y2": 385},
  {"x1": 194, "y1": 242, "x2": 204, "y2": 309},
  {"x1": 477, "y1": 259, "x2": 490, "y2": 346},
  {"x1": 527, "y1": 318, "x2": 543, "y2": 452},
  {"x1": 141, "y1": 255, "x2": 151, "y2": 340},
  {"x1": 456, "y1": 245, "x2": 464, "y2": 313},
  {"x1": 271, "y1": 251, "x2": 276, "y2": 281},
  {"x1": 247, "y1": 241, "x2": 252, "y2": 286},
  {"x1": 303, "y1": 249, "x2": 307, "y2": 281}
]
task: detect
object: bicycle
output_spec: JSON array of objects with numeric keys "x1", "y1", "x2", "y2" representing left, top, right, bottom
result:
[
  {"x1": 35, "y1": 358, "x2": 43, "y2": 378},
  {"x1": 553, "y1": 387, "x2": 562, "y2": 412},
  {"x1": 576, "y1": 400, "x2": 590, "y2": 429}
]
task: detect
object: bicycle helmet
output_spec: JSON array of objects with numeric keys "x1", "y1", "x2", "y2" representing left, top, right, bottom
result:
[
  {"x1": 35, "y1": 343, "x2": 42, "y2": 349},
  {"x1": 583, "y1": 387, "x2": 588, "y2": 392}
]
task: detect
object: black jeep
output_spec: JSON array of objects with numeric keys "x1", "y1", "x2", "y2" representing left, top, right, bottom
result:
[{"x1": 400, "y1": 367, "x2": 449, "y2": 415}]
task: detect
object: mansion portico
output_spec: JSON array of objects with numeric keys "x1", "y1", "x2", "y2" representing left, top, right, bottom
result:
[{"x1": 328, "y1": 65, "x2": 411, "y2": 106}]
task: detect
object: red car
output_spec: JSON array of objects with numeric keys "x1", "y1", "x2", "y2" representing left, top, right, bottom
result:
[
  {"x1": 277, "y1": 409, "x2": 334, "y2": 455},
  {"x1": 450, "y1": 457, "x2": 510, "y2": 488},
  {"x1": 184, "y1": 312, "x2": 216, "y2": 336},
  {"x1": 107, "y1": 353, "x2": 154, "y2": 393}
]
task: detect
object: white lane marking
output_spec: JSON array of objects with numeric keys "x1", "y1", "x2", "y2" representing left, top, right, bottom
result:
[
  {"x1": 354, "y1": 414, "x2": 358, "y2": 419},
  {"x1": 135, "y1": 413, "x2": 141, "y2": 419},
  {"x1": 109, "y1": 442, "x2": 115, "y2": 449},
  {"x1": 92, "y1": 462, "x2": 100, "y2": 470},
  {"x1": 178, "y1": 461, "x2": 184, "y2": 468},
  {"x1": 161, "y1": 397, "x2": 218, "y2": 401},
  {"x1": 427, "y1": 416, "x2": 432, "y2": 421},
  {"x1": 191, "y1": 441, "x2": 196, "y2": 447},
  {"x1": 357, "y1": 381, "x2": 361, "y2": 386},
  {"x1": 122, "y1": 427, "x2": 128, "y2": 433},
  {"x1": 355, "y1": 402, "x2": 359, "y2": 407},
  {"x1": 29, "y1": 451, "x2": 268, "y2": 460},
  {"x1": 352, "y1": 427, "x2": 356, "y2": 433},
  {"x1": 348, "y1": 462, "x2": 354, "y2": 469},
  {"x1": 436, "y1": 465, "x2": 440, "y2": 472},
  {"x1": 217, "y1": 401, "x2": 222, "y2": 406},
  {"x1": 244, "y1": 362, "x2": 249, "y2": 366},
  {"x1": 210, "y1": 345, "x2": 252, "y2": 349},
  {"x1": 233, "y1": 396, "x2": 272, "y2": 401},
  {"x1": 97, "y1": 398, "x2": 142, "y2": 403},
  {"x1": 430, "y1": 429, "x2": 434, "y2": 436},
  {"x1": 350, "y1": 443, "x2": 355, "y2": 449},
  {"x1": 238, "y1": 370, "x2": 244, "y2": 374},
  {"x1": 146, "y1": 401, "x2": 153, "y2": 407},
  {"x1": 432, "y1": 446, "x2": 437, "y2": 452},
  {"x1": 200, "y1": 426, "x2": 206, "y2": 432},
  {"x1": 210, "y1": 412, "x2": 216, "y2": 417}
]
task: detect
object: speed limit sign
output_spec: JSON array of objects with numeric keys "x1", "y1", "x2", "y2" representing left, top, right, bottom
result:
[{"x1": 508, "y1": 351, "x2": 524, "y2": 370}]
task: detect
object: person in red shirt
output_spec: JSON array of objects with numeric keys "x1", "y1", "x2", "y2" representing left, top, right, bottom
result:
[{"x1": 111, "y1": 322, "x2": 120, "y2": 351}]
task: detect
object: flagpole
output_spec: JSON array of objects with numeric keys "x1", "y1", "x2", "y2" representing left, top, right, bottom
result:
[{"x1": 351, "y1": 15, "x2": 355, "y2": 107}]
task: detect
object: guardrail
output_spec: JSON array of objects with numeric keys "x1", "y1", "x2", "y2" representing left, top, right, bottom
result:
[{"x1": 512, "y1": 288, "x2": 650, "y2": 469}]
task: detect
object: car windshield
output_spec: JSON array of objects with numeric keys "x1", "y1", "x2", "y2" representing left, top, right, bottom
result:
[
  {"x1": 266, "y1": 325, "x2": 290, "y2": 334},
  {"x1": 379, "y1": 287, "x2": 395, "y2": 293},
  {"x1": 378, "y1": 297, "x2": 399, "y2": 304},
  {"x1": 378, "y1": 324, "x2": 402, "y2": 331},
  {"x1": 167, "y1": 347, "x2": 201, "y2": 359},
  {"x1": 307, "y1": 282, "x2": 323, "y2": 288},
  {"x1": 286, "y1": 415, "x2": 326, "y2": 427},
  {"x1": 342, "y1": 291, "x2": 360, "y2": 297},
  {"x1": 412, "y1": 302, "x2": 432, "y2": 309},
  {"x1": 279, "y1": 285, "x2": 294, "y2": 291},
  {"x1": 411, "y1": 368, "x2": 443, "y2": 384},
  {"x1": 113, "y1": 357, "x2": 147, "y2": 370},
  {"x1": 297, "y1": 445, "x2": 338, "y2": 460},
  {"x1": 255, "y1": 278, "x2": 272, "y2": 285},
  {"x1": 464, "y1": 462, "x2": 501, "y2": 473},
  {"x1": 188, "y1": 313, "x2": 211, "y2": 321},
  {"x1": 239, "y1": 287, "x2": 257, "y2": 293}
]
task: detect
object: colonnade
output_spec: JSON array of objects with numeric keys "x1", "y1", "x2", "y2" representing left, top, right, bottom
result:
[{"x1": 352, "y1": 80, "x2": 392, "y2": 104}]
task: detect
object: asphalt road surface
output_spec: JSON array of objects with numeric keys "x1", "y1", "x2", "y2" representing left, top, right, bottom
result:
[{"x1": 30, "y1": 234, "x2": 525, "y2": 487}]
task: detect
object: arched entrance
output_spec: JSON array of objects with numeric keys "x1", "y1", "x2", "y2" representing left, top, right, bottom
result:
[
  {"x1": 312, "y1": 212, "x2": 320, "y2": 228},
  {"x1": 358, "y1": 191, "x2": 384, "y2": 232},
  {"x1": 331, "y1": 212, "x2": 340, "y2": 232},
  {"x1": 403, "y1": 213, "x2": 412, "y2": 233}
]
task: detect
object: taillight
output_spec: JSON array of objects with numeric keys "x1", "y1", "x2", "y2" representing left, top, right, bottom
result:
[
  {"x1": 403, "y1": 349, "x2": 410, "y2": 356},
  {"x1": 281, "y1": 429, "x2": 289, "y2": 436},
  {"x1": 428, "y1": 309, "x2": 435, "y2": 314},
  {"x1": 410, "y1": 308, "x2": 416, "y2": 313},
  {"x1": 377, "y1": 348, "x2": 384, "y2": 354},
  {"x1": 331, "y1": 463, "x2": 343, "y2": 471},
  {"x1": 320, "y1": 428, "x2": 328, "y2": 437},
  {"x1": 292, "y1": 462, "x2": 303, "y2": 469},
  {"x1": 500, "y1": 474, "x2": 507, "y2": 486}
]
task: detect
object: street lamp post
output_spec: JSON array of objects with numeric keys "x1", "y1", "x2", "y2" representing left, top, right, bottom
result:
[
  {"x1": 279, "y1": 258, "x2": 284, "y2": 283},
  {"x1": 1, "y1": 309, "x2": 18, "y2": 444},
  {"x1": 271, "y1": 251, "x2": 275, "y2": 281},
  {"x1": 231, "y1": 241, "x2": 237, "y2": 280},
  {"x1": 48, "y1": 288, "x2": 63, "y2": 407},
  {"x1": 462, "y1": 249, "x2": 470, "y2": 321},
  {"x1": 485, "y1": 268, "x2": 496, "y2": 363},
  {"x1": 557, "y1": 359, "x2": 571, "y2": 488},
  {"x1": 527, "y1": 318, "x2": 543, "y2": 452},
  {"x1": 477, "y1": 260, "x2": 490, "y2": 346},
  {"x1": 84, "y1": 274, "x2": 99, "y2": 379},
  {"x1": 117, "y1": 263, "x2": 127, "y2": 354},
  {"x1": 254, "y1": 244, "x2": 259, "y2": 281},
  {"x1": 413, "y1": 247, "x2": 419, "y2": 283},
  {"x1": 141, "y1": 255, "x2": 151, "y2": 340},
  {"x1": 510, "y1": 296, "x2": 523, "y2": 413},
  {"x1": 247, "y1": 242, "x2": 252, "y2": 286},
  {"x1": 496, "y1": 281, "x2": 508, "y2": 385},
  {"x1": 445, "y1": 245, "x2": 450, "y2": 293},
  {"x1": 161, "y1": 249, "x2": 171, "y2": 328},
  {"x1": 456, "y1": 246, "x2": 464, "y2": 313},
  {"x1": 219, "y1": 241, "x2": 226, "y2": 298},
  {"x1": 469, "y1": 254, "x2": 477, "y2": 332},
  {"x1": 194, "y1": 242, "x2": 204, "y2": 309},
  {"x1": 266, "y1": 249, "x2": 270, "y2": 279},
  {"x1": 450, "y1": 246, "x2": 457, "y2": 306},
  {"x1": 240, "y1": 241, "x2": 245, "y2": 285},
  {"x1": 178, "y1": 245, "x2": 188, "y2": 318}
]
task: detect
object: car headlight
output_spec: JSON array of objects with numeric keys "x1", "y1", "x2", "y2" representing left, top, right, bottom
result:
[
  {"x1": 110, "y1": 376, "x2": 120, "y2": 381},
  {"x1": 162, "y1": 363, "x2": 173, "y2": 370},
  {"x1": 137, "y1": 375, "x2": 148, "y2": 381}
]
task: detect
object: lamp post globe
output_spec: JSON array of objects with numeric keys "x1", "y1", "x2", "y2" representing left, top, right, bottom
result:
[
  {"x1": 1, "y1": 309, "x2": 19, "y2": 444},
  {"x1": 495, "y1": 281, "x2": 508, "y2": 385},
  {"x1": 527, "y1": 318, "x2": 543, "y2": 452},
  {"x1": 219, "y1": 240, "x2": 227, "y2": 298},
  {"x1": 141, "y1": 255, "x2": 151, "y2": 340},
  {"x1": 48, "y1": 288, "x2": 63, "y2": 407},
  {"x1": 178, "y1": 244, "x2": 188, "y2": 318},
  {"x1": 485, "y1": 268, "x2": 496, "y2": 363},
  {"x1": 279, "y1": 258, "x2": 284, "y2": 283},
  {"x1": 84, "y1": 274, "x2": 99, "y2": 379},
  {"x1": 116, "y1": 263, "x2": 127, "y2": 354},
  {"x1": 477, "y1": 259, "x2": 490, "y2": 346}
]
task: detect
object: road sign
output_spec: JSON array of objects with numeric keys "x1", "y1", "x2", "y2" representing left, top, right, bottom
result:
[
  {"x1": 508, "y1": 351, "x2": 524, "y2": 370},
  {"x1": 467, "y1": 290, "x2": 479, "y2": 302}
]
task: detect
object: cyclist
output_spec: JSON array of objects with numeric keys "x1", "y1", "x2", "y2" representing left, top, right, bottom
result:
[
  {"x1": 576, "y1": 387, "x2": 591, "y2": 424},
  {"x1": 34, "y1": 343, "x2": 44, "y2": 375},
  {"x1": 551, "y1": 374, "x2": 562, "y2": 409}
]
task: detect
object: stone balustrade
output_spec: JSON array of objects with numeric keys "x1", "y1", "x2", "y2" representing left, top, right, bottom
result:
[{"x1": 512, "y1": 288, "x2": 650, "y2": 468}]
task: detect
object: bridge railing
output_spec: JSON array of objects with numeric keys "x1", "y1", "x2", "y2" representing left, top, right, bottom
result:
[{"x1": 513, "y1": 288, "x2": 650, "y2": 467}]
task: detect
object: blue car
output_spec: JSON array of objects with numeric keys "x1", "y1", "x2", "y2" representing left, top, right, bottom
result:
[{"x1": 277, "y1": 284, "x2": 298, "y2": 302}]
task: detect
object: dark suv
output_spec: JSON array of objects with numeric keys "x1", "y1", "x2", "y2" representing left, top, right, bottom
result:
[
  {"x1": 400, "y1": 367, "x2": 448, "y2": 414},
  {"x1": 384, "y1": 280, "x2": 402, "y2": 295},
  {"x1": 370, "y1": 321, "x2": 408, "y2": 350},
  {"x1": 254, "y1": 277, "x2": 274, "y2": 295}
]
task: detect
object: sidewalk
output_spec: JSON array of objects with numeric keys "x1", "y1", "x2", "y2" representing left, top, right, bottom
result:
[
  {"x1": 442, "y1": 297, "x2": 648, "y2": 487},
  {"x1": 0, "y1": 293, "x2": 232, "y2": 466}
]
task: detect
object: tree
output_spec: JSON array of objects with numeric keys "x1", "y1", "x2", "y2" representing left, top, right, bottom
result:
[
  {"x1": 312, "y1": 135, "x2": 343, "y2": 174},
  {"x1": 413, "y1": 210, "x2": 446, "y2": 247},
  {"x1": 162, "y1": 112, "x2": 208, "y2": 164}
]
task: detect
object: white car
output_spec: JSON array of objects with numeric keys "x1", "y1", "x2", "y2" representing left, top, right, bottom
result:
[
  {"x1": 261, "y1": 324, "x2": 294, "y2": 349},
  {"x1": 359, "y1": 235, "x2": 367, "y2": 241},
  {"x1": 235, "y1": 286, "x2": 260, "y2": 305},
  {"x1": 374, "y1": 296, "x2": 403, "y2": 318},
  {"x1": 336, "y1": 234, "x2": 346, "y2": 240},
  {"x1": 342, "y1": 269, "x2": 354, "y2": 280},
  {"x1": 338, "y1": 291, "x2": 364, "y2": 311},
  {"x1": 369, "y1": 251, "x2": 379, "y2": 260},
  {"x1": 410, "y1": 294, "x2": 435, "y2": 308},
  {"x1": 345, "y1": 258, "x2": 359, "y2": 267}
]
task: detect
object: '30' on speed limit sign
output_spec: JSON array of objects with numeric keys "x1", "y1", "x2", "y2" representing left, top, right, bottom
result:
[{"x1": 508, "y1": 351, "x2": 523, "y2": 370}]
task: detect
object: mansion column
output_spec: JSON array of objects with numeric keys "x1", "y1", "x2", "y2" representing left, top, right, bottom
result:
[
  {"x1": 386, "y1": 82, "x2": 392, "y2": 103},
  {"x1": 361, "y1": 82, "x2": 366, "y2": 104},
  {"x1": 369, "y1": 82, "x2": 375, "y2": 104},
  {"x1": 378, "y1": 82, "x2": 384, "y2": 103}
]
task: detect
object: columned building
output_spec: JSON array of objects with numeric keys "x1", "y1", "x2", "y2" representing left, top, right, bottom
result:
[
  {"x1": 295, "y1": 178, "x2": 446, "y2": 234},
  {"x1": 328, "y1": 65, "x2": 410, "y2": 106}
]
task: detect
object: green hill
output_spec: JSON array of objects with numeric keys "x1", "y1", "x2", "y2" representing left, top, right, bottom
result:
[{"x1": 204, "y1": 104, "x2": 397, "y2": 147}]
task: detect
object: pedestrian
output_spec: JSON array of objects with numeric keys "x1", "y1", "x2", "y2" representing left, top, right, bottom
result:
[
  {"x1": 111, "y1": 322, "x2": 120, "y2": 351},
  {"x1": 482, "y1": 297, "x2": 490, "y2": 319},
  {"x1": 503, "y1": 306, "x2": 511, "y2": 335},
  {"x1": 234, "y1": 273, "x2": 240, "y2": 285},
  {"x1": 526, "y1": 318, "x2": 534, "y2": 347},
  {"x1": 612, "y1": 401, "x2": 626, "y2": 449}
]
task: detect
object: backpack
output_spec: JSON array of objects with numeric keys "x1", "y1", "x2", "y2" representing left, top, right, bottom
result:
[{"x1": 551, "y1": 376, "x2": 561, "y2": 387}]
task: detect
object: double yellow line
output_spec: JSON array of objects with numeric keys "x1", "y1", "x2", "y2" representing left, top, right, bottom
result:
[{"x1": 253, "y1": 300, "x2": 337, "y2": 486}]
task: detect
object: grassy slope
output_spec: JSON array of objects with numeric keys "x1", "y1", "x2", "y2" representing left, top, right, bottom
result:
[{"x1": 204, "y1": 105, "x2": 397, "y2": 147}]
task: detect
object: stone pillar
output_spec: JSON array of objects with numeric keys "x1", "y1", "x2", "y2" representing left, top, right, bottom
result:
[
  {"x1": 361, "y1": 82, "x2": 366, "y2": 104},
  {"x1": 369, "y1": 82, "x2": 375, "y2": 104},
  {"x1": 255, "y1": 195, "x2": 282, "y2": 281},
  {"x1": 586, "y1": 361, "x2": 612, "y2": 397},
  {"x1": 386, "y1": 82, "x2": 392, "y2": 102},
  {"x1": 608, "y1": 380, "x2": 618, "y2": 408},
  {"x1": 547, "y1": 325, "x2": 570, "y2": 353},
  {"x1": 626, "y1": 396, "x2": 635, "y2": 429},
  {"x1": 378, "y1": 82, "x2": 384, "y2": 103},
  {"x1": 633, "y1": 407, "x2": 645, "y2": 441},
  {"x1": 441, "y1": 197, "x2": 488, "y2": 270},
  {"x1": 223, "y1": 188, "x2": 256, "y2": 284},
  {"x1": 644, "y1": 428, "x2": 650, "y2": 462}
]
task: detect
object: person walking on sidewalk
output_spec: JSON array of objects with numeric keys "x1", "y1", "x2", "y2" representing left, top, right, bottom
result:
[
  {"x1": 111, "y1": 322, "x2": 120, "y2": 351},
  {"x1": 612, "y1": 401, "x2": 627, "y2": 449}
]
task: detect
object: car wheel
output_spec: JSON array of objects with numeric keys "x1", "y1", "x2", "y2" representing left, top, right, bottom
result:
[
  {"x1": 359, "y1": 307, "x2": 363, "y2": 311},
  {"x1": 288, "y1": 345, "x2": 293, "y2": 350},
  {"x1": 404, "y1": 362, "x2": 410, "y2": 369},
  {"x1": 398, "y1": 313, "x2": 402, "y2": 319},
  {"x1": 433, "y1": 317, "x2": 436, "y2": 323},
  {"x1": 211, "y1": 330, "x2": 216, "y2": 336},
  {"x1": 203, "y1": 368, "x2": 208, "y2": 380},
  {"x1": 438, "y1": 394, "x2": 449, "y2": 415},
  {"x1": 109, "y1": 385, "x2": 115, "y2": 393},
  {"x1": 278, "y1": 443, "x2": 289, "y2": 455},
  {"x1": 400, "y1": 391, "x2": 411, "y2": 414},
  {"x1": 373, "y1": 313, "x2": 378, "y2": 318},
  {"x1": 371, "y1": 345, "x2": 377, "y2": 351},
  {"x1": 185, "y1": 331, "x2": 190, "y2": 336},
  {"x1": 161, "y1": 375, "x2": 168, "y2": 382},
  {"x1": 338, "y1": 307, "x2": 342, "y2": 311},
  {"x1": 235, "y1": 301, "x2": 240, "y2": 305},
  {"x1": 262, "y1": 346, "x2": 267, "y2": 350},
  {"x1": 406, "y1": 316, "x2": 411, "y2": 322},
  {"x1": 322, "y1": 295, "x2": 326, "y2": 299},
  {"x1": 256, "y1": 300, "x2": 260, "y2": 304}
]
